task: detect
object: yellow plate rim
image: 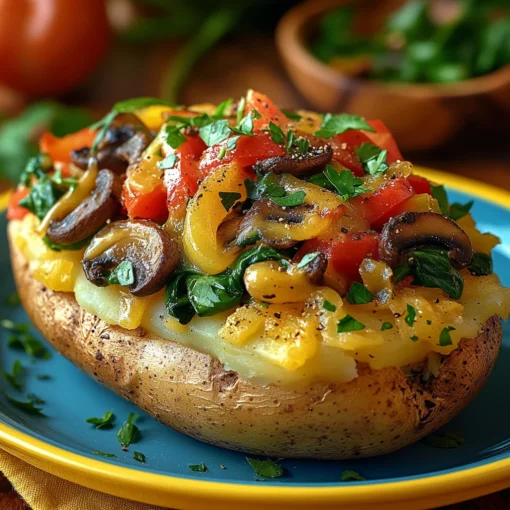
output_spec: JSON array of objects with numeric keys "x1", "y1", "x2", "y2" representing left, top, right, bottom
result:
[{"x1": 1, "y1": 167, "x2": 510, "y2": 510}]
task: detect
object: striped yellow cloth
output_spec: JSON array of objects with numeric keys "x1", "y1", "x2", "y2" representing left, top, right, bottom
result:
[{"x1": 0, "y1": 450, "x2": 167, "y2": 510}]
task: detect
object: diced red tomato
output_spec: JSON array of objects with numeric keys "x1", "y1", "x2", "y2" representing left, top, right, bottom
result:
[
  {"x1": 6, "y1": 187, "x2": 30, "y2": 220},
  {"x1": 407, "y1": 175, "x2": 431, "y2": 195},
  {"x1": 331, "y1": 143, "x2": 364, "y2": 176},
  {"x1": 39, "y1": 127, "x2": 97, "y2": 176},
  {"x1": 199, "y1": 133, "x2": 283, "y2": 176},
  {"x1": 122, "y1": 185, "x2": 168, "y2": 224},
  {"x1": 166, "y1": 135, "x2": 207, "y2": 213},
  {"x1": 334, "y1": 120, "x2": 403, "y2": 164},
  {"x1": 352, "y1": 177, "x2": 414, "y2": 230},
  {"x1": 244, "y1": 90, "x2": 285, "y2": 130},
  {"x1": 297, "y1": 232, "x2": 379, "y2": 284}
]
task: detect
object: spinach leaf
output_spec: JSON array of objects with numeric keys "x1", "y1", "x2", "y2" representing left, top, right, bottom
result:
[
  {"x1": 468, "y1": 252, "x2": 493, "y2": 276},
  {"x1": 394, "y1": 248, "x2": 464, "y2": 299},
  {"x1": 449, "y1": 201, "x2": 473, "y2": 221},
  {"x1": 165, "y1": 246, "x2": 288, "y2": 324}
]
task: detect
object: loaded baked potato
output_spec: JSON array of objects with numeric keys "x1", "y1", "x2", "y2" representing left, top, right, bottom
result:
[{"x1": 6, "y1": 91, "x2": 510, "y2": 459}]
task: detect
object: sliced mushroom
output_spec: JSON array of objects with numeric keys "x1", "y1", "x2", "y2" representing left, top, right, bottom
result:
[
  {"x1": 255, "y1": 145, "x2": 333, "y2": 176},
  {"x1": 71, "y1": 113, "x2": 154, "y2": 173},
  {"x1": 46, "y1": 169, "x2": 122, "y2": 246},
  {"x1": 82, "y1": 220, "x2": 180, "y2": 297},
  {"x1": 379, "y1": 212, "x2": 473, "y2": 268},
  {"x1": 303, "y1": 252, "x2": 328, "y2": 284},
  {"x1": 236, "y1": 199, "x2": 313, "y2": 249}
]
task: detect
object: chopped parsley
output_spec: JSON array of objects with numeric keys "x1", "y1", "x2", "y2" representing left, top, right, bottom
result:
[
  {"x1": 340, "y1": 470, "x2": 366, "y2": 481},
  {"x1": 227, "y1": 135, "x2": 239, "y2": 150},
  {"x1": 165, "y1": 125, "x2": 188, "y2": 149},
  {"x1": 425, "y1": 432, "x2": 464, "y2": 449},
  {"x1": 117, "y1": 413, "x2": 140, "y2": 448},
  {"x1": 310, "y1": 166, "x2": 370, "y2": 200},
  {"x1": 86, "y1": 410, "x2": 115, "y2": 429},
  {"x1": 430, "y1": 185, "x2": 449, "y2": 216},
  {"x1": 430, "y1": 184, "x2": 473, "y2": 221},
  {"x1": 439, "y1": 326, "x2": 455, "y2": 347},
  {"x1": 337, "y1": 314, "x2": 365, "y2": 333},
  {"x1": 381, "y1": 322, "x2": 393, "y2": 331},
  {"x1": 214, "y1": 97, "x2": 233, "y2": 118},
  {"x1": 2, "y1": 321, "x2": 50, "y2": 359},
  {"x1": 218, "y1": 146, "x2": 227, "y2": 160},
  {"x1": 246, "y1": 458, "x2": 284, "y2": 478},
  {"x1": 247, "y1": 174, "x2": 306, "y2": 208},
  {"x1": 3, "y1": 360, "x2": 23, "y2": 391},
  {"x1": 285, "y1": 129, "x2": 295, "y2": 152},
  {"x1": 323, "y1": 300, "x2": 337, "y2": 312},
  {"x1": 189, "y1": 463, "x2": 207, "y2": 472},
  {"x1": 158, "y1": 153, "x2": 176, "y2": 170},
  {"x1": 5, "y1": 393, "x2": 44, "y2": 415},
  {"x1": 4, "y1": 292, "x2": 20, "y2": 307},
  {"x1": 405, "y1": 304, "x2": 417, "y2": 326},
  {"x1": 133, "y1": 451, "x2": 146, "y2": 463},
  {"x1": 281, "y1": 109, "x2": 302, "y2": 121},
  {"x1": 346, "y1": 282, "x2": 373, "y2": 304},
  {"x1": 270, "y1": 191, "x2": 306, "y2": 207},
  {"x1": 410, "y1": 335, "x2": 419, "y2": 342},
  {"x1": 295, "y1": 137, "x2": 310, "y2": 154},
  {"x1": 199, "y1": 119, "x2": 231, "y2": 147},
  {"x1": 219, "y1": 191, "x2": 242, "y2": 212},
  {"x1": 231, "y1": 109, "x2": 261, "y2": 136},
  {"x1": 268, "y1": 122, "x2": 285, "y2": 144},
  {"x1": 297, "y1": 252, "x2": 321, "y2": 269},
  {"x1": 314, "y1": 113, "x2": 374, "y2": 138},
  {"x1": 92, "y1": 450, "x2": 117, "y2": 458},
  {"x1": 107, "y1": 261, "x2": 135, "y2": 287},
  {"x1": 355, "y1": 142, "x2": 389, "y2": 175}
]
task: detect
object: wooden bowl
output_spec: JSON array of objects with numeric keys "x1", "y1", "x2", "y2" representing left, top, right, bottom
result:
[{"x1": 276, "y1": 0, "x2": 510, "y2": 152}]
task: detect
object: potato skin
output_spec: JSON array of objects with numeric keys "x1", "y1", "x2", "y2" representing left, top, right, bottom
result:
[{"x1": 9, "y1": 224, "x2": 502, "y2": 459}]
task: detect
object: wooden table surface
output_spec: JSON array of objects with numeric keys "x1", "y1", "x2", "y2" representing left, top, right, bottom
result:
[{"x1": 1, "y1": 31, "x2": 509, "y2": 510}]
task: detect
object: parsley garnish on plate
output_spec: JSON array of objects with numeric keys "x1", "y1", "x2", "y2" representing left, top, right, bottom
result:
[
  {"x1": 425, "y1": 432, "x2": 464, "y2": 449},
  {"x1": 1, "y1": 320, "x2": 50, "y2": 359},
  {"x1": 133, "y1": 452, "x2": 146, "y2": 463},
  {"x1": 346, "y1": 282, "x2": 373, "y2": 305},
  {"x1": 246, "y1": 458, "x2": 284, "y2": 478},
  {"x1": 381, "y1": 322, "x2": 393, "y2": 331},
  {"x1": 309, "y1": 166, "x2": 370, "y2": 200},
  {"x1": 92, "y1": 450, "x2": 117, "y2": 458},
  {"x1": 3, "y1": 360, "x2": 23, "y2": 391},
  {"x1": 5, "y1": 393, "x2": 44, "y2": 415},
  {"x1": 4, "y1": 292, "x2": 20, "y2": 308},
  {"x1": 281, "y1": 109, "x2": 302, "y2": 121},
  {"x1": 189, "y1": 463, "x2": 207, "y2": 472},
  {"x1": 340, "y1": 470, "x2": 366, "y2": 481},
  {"x1": 297, "y1": 252, "x2": 321, "y2": 269},
  {"x1": 86, "y1": 410, "x2": 115, "y2": 429},
  {"x1": 158, "y1": 154, "x2": 177, "y2": 170},
  {"x1": 117, "y1": 413, "x2": 141, "y2": 449},
  {"x1": 337, "y1": 315, "x2": 366, "y2": 333}
]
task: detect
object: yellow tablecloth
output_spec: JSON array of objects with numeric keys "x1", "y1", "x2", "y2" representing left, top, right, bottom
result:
[{"x1": 0, "y1": 450, "x2": 167, "y2": 510}]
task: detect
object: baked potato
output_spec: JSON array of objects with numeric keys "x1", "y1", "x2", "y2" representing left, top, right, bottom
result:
[{"x1": 6, "y1": 90, "x2": 510, "y2": 459}]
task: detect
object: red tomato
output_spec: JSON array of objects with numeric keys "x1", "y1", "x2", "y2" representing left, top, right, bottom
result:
[
  {"x1": 352, "y1": 178, "x2": 414, "y2": 230},
  {"x1": 298, "y1": 233, "x2": 379, "y2": 284},
  {"x1": 335, "y1": 120, "x2": 403, "y2": 164},
  {"x1": 6, "y1": 187, "x2": 30, "y2": 220},
  {"x1": 331, "y1": 143, "x2": 364, "y2": 176},
  {"x1": 199, "y1": 134, "x2": 283, "y2": 175},
  {"x1": 0, "y1": 0, "x2": 110, "y2": 96},
  {"x1": 244, "y1": 90, "x2": 285, "y2": 130},
  {"x1": 407, "y1": 175, "x2": 432, "y2": 195},
  {"x1": 122, "y1": 186, "x2": 168, "y2": 224},
  {"x1": 40, "y1": 127, "x2": 97, "y2": 176},
  {"x1": 166, "y1": 135, "x2": 207, "y2": 213}
]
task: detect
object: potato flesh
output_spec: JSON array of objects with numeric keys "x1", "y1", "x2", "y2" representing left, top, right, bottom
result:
[{"x1": 11, "y1": 212, "x2": 510, "y2": 387}]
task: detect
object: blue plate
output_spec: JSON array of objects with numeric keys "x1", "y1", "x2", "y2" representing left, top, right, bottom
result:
[{"x1": 0, "y1": 170, "x2": 509, "y2": 509}]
